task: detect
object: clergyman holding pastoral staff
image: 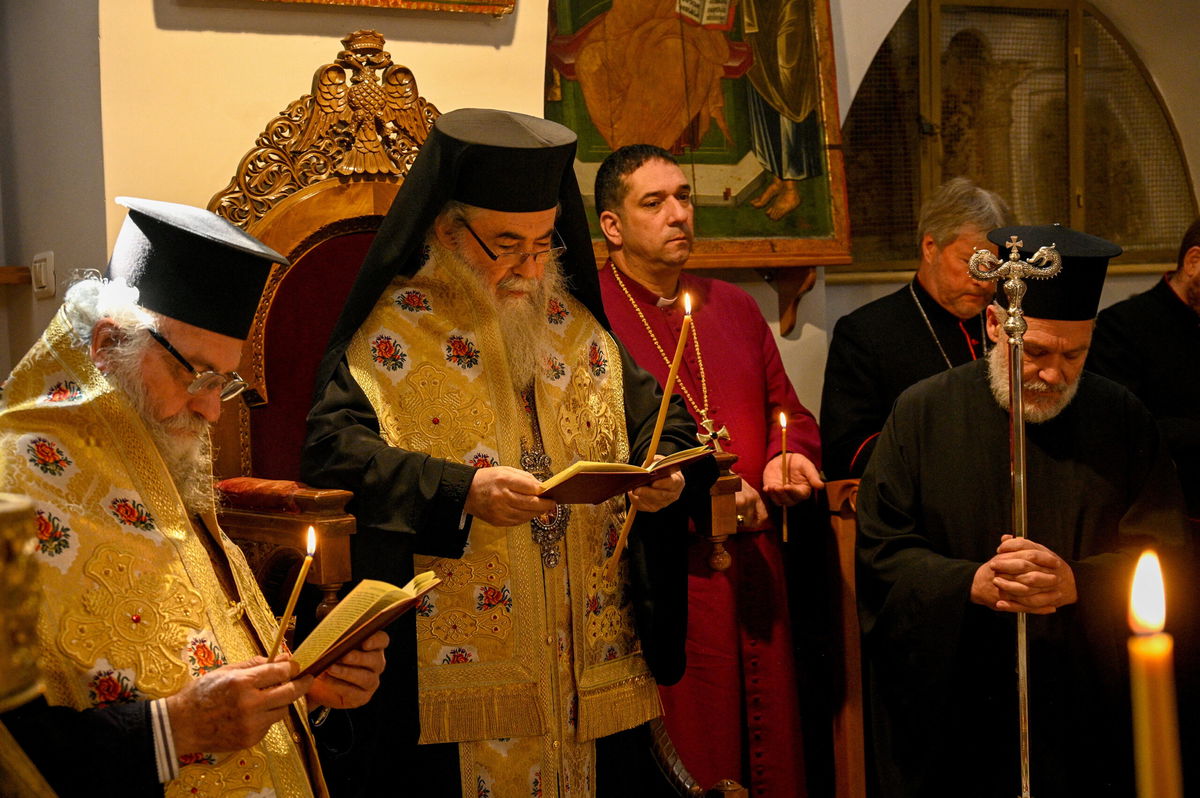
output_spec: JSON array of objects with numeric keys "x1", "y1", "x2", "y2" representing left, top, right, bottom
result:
[
  {"x1": 856, "y1": 225, "x2": 1191, "y2": 798},
  {"x1": 301, "y1": 108, "x2": 716, "y2": 797},
  {"x1": 0, "y1": 198, "x2": 387, "y2": 797},
  {"x1": 821, "y1": 177, "x2": 1012, "y2": 479}
]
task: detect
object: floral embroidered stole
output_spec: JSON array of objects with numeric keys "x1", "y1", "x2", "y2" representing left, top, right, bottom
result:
[
  {"x1": 347, "y1": 268, "x2": 662, "y2": 744},
  {"x1": 0, "y1": 311, "x2": 318, "y2": 797}
]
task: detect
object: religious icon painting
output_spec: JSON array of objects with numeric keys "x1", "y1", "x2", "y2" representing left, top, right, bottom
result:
[
  {"x1": 545, "y1": 0, "x2": 851, "y2": 269},
  {"x1": 254, "y1": 0, "x2": 514, "y2": 15}
]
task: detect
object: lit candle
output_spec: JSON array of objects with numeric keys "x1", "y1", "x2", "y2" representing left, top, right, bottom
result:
[
  {"x1": 1128, "y1": 550, "x2": 1182, "y2": 798},
  {"x1": 606, "y1": 294, "x2": 693, "y2": 582},
  {"x1": 269, "y1": 526, "x2": 316, "y2": 660},
  {"x1": 779, "y1": 411, "x2": 789, "y2": 543},
  {"x1": 642, "y1": 292, "x2": 693, "y2": 465}
]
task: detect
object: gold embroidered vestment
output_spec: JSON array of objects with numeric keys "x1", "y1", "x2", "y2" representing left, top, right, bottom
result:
[
  {"x1": 347, "y1": 264, "x2": 662, "y2": 796},
  {"x1": 0, "y1": 311, "x2": 321, "y2": 798}
]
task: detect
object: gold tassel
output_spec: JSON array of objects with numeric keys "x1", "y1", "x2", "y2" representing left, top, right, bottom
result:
[
  {"x1": 418, "y1": 682, "x2": 544, "y2": 744},
  {"x1": 575, "y1": 673, "x2": 662, "y2": 742}
]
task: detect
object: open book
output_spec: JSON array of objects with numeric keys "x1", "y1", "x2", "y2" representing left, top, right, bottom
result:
[
  {"x1": 292, "y1": 572, "x2": 440, "y2": 678},
  {"x1": 676, "y1": 0, "x2": 735, "y2": 29},
  {"x1": 538, "y1": 444, "x2": 713, "y2": 505}
]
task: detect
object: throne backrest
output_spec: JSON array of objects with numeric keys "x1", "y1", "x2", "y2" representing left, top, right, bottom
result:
[{"x1": 208, "y1": 29, "x2": 440, "y2": 481}]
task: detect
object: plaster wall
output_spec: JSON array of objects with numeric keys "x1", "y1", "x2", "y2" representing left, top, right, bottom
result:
[{"x1": 0, "y1": 0, "x2": 106, "y2": 370}]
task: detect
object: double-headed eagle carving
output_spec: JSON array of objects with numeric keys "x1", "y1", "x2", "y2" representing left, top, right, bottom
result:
[
  {"x1": 300, "y1": 30, "x2": 435, "y2": 176},
  {"x1": 210, "y1": 30, "x2": 439, "y2": 227}
]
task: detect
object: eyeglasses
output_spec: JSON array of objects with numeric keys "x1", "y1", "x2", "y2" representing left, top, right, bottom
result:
[
  {"x1": 146, "y1": 328, "x2": 247, "y2": 402},
  {"x1": 462, "y1": 221, "x2": 566, "y2": 268}
]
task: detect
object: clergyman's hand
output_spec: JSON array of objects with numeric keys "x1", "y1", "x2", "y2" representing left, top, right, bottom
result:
[
  {"x1": 465, "y1": 466, "x2": 557, "y2": 527},
  {"x1": 733, "y1": 478, "x2": 769, "y2": 531},
  {"x1": 165, "y1": 655, "x2": 311, "y2": 756},
  {"x1": 628, "y1": 456, "x2": 685, "y2": 512},
  {"x1": 308, "y1": 630, "x2": 388, "y2": 710},
  {"x1": 970, "y1": 535, "x2": 1077, "y2": 614},
  {"x1": 760, "y1": 453, "x2": 824, "y2": 506},
  {"x1": 992, "y1": 535, "x2": 1077, "y2": 613}
]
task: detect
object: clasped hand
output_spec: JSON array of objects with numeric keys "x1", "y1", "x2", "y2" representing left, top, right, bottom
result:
[
  {"x1": 970, "y1": 535, "x2": 1078, "y2": 614},
  {"x1": 165, "y1": 630, "x2": 388, "y2": 756}
]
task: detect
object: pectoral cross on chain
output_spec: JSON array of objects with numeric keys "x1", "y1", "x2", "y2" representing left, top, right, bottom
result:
[{"x1": 697, "y1": 413, "x2": 730, "y2": 452}]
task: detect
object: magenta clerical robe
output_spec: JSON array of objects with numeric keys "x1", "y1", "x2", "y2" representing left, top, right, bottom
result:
[{"x1": 599, "y1": 262, "x2": 820, "y2": 797}]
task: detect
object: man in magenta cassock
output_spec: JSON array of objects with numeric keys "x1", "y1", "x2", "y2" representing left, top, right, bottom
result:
[{"x1": 594, "y1": 144, "x2": 823, "y2": 796}]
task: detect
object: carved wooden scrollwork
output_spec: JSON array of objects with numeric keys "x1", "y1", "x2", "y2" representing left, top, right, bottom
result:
[{"x1": 209, "y1": 29, "x2": 440, "y2": 229}]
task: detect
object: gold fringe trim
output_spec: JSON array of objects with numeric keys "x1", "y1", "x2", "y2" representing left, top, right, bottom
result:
[
  {"x1": 418, "y1": 682, "x2": 544, "y2": 744},
  {"x1": 575, "y1": 672, "x2": 662, "y2": 742}
]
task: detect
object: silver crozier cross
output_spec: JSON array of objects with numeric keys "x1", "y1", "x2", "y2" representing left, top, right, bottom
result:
[{"x1": 967, "y1": 235, "x2": 1062, "y2": 798}]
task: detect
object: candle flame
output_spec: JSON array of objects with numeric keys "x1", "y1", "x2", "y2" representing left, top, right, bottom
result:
[
  {"x1": 683, "y1": 292, "x2": 692, "y2": 315},
  {"x1": 779, "y1": 411, "x2": 787, "y2": 429},
  {"x1": 306, "y1": 526, "x2": 317, "y2": 556},
  {"x1": 1129, "y1": 550, "x2": 1166, "y2": 634}
]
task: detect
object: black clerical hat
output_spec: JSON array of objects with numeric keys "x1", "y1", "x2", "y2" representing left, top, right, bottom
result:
[
  {"x1": 314, "y1": 108, "x2": 605, "y2": 397},
  {"x1": 107, "y1": 197, "x2": 287, "y2": 339},
  {"x1": 440, "y1": 110, "x2": 577, "y2": 213},
  {"x1": 987, "y1": 224, "x2": 1121, "y2": 321}
]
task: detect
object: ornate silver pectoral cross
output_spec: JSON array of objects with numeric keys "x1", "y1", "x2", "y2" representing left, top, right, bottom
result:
[
  {"x1": 967, "y1": 234, "x2": 1062, "y2": 798},
  {"x1": 520, "y1": 439, "x2": 570, "y2": 568}
]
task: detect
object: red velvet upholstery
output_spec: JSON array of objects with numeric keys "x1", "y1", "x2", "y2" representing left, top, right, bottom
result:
[{"x1": 252, "y1": 231, "x2": 376, "y2": 480}]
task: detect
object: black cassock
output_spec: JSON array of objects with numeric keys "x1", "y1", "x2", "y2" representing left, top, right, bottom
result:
[
  {"x1": 1089, "y1": 277, "x2": 1200, "y2": 519},
  {"x1": 857, "y1": 359, "x2": 1190, "y2": 798},
  {"x1": 821, "y1": 279, "x2": 987, "y2": 480}
]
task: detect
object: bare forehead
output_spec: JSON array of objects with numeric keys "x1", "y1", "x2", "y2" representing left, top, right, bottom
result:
[
  {"x1": 628, "y1": 159, "x2": 689, "y2": 196},
  {"x1": 1022, "y1": 317, "x2": 1094, "y2": 350}
]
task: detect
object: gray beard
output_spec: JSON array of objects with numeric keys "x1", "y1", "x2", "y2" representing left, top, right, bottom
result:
[
  {"x1": 986, "y1": 343, "x2": 1079, "y2": 423},
  {"x1": 104, "y1": 345, "x2": 217, "y2": 516},
  {"x1": 424, "y1": 237, "x2": 566, "y2": 393}
]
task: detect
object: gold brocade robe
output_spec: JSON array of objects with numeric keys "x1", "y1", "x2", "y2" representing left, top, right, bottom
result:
[
  {"x1": 346, "y1": 265, "x2": 662, "y2": 796},
  {"x1": 0, "y1": 311, "x2": 324, "y2": 798}
]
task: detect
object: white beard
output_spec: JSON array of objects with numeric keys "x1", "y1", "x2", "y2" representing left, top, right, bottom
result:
[
  {"x1": 986, "y1": 343, "x2": 1079, "y2": 423},
  {"x1": 105, "y1": 345, "x2": 217, "y2": 515},
  {"x1": 423, "y1": 236, "x2": 567, "y2": 393}
]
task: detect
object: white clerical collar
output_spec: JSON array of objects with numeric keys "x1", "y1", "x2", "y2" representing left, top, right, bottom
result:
[{"x1": 656, "y1": 294, "x2": 678, "y2": 308}]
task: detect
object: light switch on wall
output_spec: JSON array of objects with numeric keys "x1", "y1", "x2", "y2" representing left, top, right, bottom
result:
[{"x1": 31, "y1": 251, "x2": 55, "y2": 299}]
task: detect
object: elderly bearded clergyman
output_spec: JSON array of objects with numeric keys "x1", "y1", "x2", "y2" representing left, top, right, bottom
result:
[
  {"x1": 0, "y1": 198, "x2": 387, "y2": 797},
  {"x1": 855, "y1": 224, "x2": 1191, "y2": 798},
  {"x1": 301, "y1": 109, "x2": 716, "y2": 797}
]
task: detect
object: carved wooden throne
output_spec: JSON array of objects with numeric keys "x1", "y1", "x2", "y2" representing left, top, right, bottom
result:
[{"x1": 207, "y1": 29, "x2": 440, "y2": 618}]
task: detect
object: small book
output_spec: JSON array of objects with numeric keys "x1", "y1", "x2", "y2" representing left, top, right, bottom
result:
[
  {"x1": 538, "y1": 444, "x2": 714, "y2": 505},
  {"x1": 291, "y1": 572, "x2": 440, "y2": 678},
  {"x1": 675, "y1": 0, "x2": 735, "y2": 30}
]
